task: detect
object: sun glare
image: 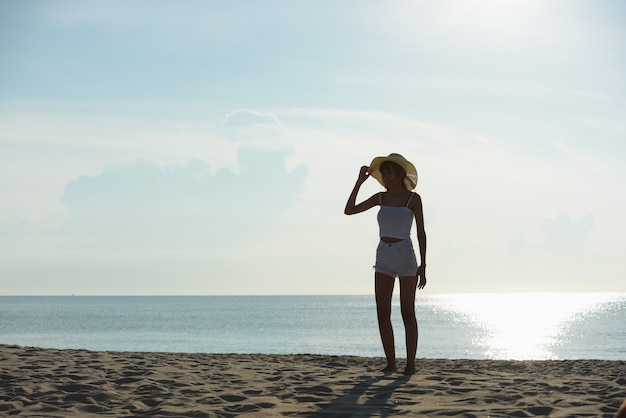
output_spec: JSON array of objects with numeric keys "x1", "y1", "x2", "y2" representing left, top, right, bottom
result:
[
  {"x1": 441, "y1": 293, "x2": 618, "y2": 360},
  {"x1": 451, "y1": 0, "x2": 533, "y2": 29}
]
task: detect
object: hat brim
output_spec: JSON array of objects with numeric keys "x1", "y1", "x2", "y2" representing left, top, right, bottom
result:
[{"x1": 369, "y1": 155, "x2": 418, "y2": 190}]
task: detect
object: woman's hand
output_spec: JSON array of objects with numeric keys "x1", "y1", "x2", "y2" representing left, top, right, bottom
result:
[
  {"x1": 357, "y1": 165, "x2": 370, "y2": 184},
  {"x1": 417, "y1": 265, "x2": 427, "y2": 289}
]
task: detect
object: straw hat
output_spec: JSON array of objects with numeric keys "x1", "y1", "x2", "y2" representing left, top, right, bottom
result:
[{"x1": 369, "y1": 153, "x2": 418, "y2": 190}]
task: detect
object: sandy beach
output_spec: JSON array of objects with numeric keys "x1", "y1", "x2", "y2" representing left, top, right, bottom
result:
[{"x1": 1, "y1": 344, "x2": 624, "y2": 417}]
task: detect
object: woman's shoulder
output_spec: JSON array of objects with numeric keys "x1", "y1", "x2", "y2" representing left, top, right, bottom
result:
[{"x1": 409, "y1": 192, "x2": 423, "y2": 208}]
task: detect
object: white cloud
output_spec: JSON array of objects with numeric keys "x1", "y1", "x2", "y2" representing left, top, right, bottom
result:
[
  {"x1": 57, "y1": 148, "x2": 306, "y2": 251},
  {"x1": 221, "y1": 108, "x2": 282, "y2": 129},
  {"x1": 542, "y1": 213, "x2": 594, "y2": 256},
  {"x1": 219, "y1": 108, "x2": 288, "y2": 151},
  {"x1": 1, "y1": 104, "x2": 625, "y2": 294}
]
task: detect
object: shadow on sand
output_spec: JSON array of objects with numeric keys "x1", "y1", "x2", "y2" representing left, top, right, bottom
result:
[{"x1": 304, "y1": 373, "x2": 412, "y2": 417}]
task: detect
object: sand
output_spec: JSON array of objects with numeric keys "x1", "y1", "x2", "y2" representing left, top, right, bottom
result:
[{"x1": 1, "y1": 344, "x2": 624, "y2": 417}]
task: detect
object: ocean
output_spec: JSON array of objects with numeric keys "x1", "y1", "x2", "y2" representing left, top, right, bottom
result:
[{"x1": 1, "y1": 293, "x2": 624, "y2": 360}]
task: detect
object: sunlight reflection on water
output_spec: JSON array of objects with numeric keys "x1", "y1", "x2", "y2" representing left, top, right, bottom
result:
[{"x1": 433, "y1": 293, "x2": 623, "y2": 360}]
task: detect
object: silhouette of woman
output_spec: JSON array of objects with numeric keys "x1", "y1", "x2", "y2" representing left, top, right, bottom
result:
[{"x1": 344, "y1": 153, "x2": 427, "y2": 375}]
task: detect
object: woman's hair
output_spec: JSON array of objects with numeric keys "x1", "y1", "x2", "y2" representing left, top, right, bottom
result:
[{"x1": 380, "y1": 161, "x2": 406, "y2": 177}]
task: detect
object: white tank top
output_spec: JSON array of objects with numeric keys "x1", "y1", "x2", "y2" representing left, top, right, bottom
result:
[{"x1": 377, "y1": 192, "x2": 415, "y2": 239}]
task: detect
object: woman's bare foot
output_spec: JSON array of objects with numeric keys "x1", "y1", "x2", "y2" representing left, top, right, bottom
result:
[
  {"x1": 381, "y1": 364, "x2": 397, "y2": 373},
  {"x1": 402, "y1": 364, "x2": 416, "y2": 375}
]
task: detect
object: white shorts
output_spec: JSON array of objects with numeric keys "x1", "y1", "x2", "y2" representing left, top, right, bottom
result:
[{"x1": 374, "y1": 239, "x2": 419, "y2": 278}]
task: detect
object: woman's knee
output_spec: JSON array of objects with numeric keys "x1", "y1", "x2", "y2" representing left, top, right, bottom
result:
[{"x1": 400, "y1": 304, "x2": 416, "y2": 322}]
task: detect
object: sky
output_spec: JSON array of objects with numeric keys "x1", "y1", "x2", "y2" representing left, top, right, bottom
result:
[{"x1": 1, "y1": 0, "x2": 625, "y2": 295}]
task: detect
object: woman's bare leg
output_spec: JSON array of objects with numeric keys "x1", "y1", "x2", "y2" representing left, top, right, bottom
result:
[
  {"x1": 375, "y1": 272, "x2": 396, "y2": 372},
  {"x1": 399, "y1": 276, "x2": 418, "y2": 375}
]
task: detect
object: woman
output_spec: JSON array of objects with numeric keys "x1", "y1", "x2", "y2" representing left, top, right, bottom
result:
[{"x1": 344, "y1": 153, "x2": 427, "y2": 375}]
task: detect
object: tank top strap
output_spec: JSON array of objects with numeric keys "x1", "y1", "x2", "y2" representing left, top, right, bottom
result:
[
  {"x1": 379, "y1": 192, "x2": 384, "y2": 205},
  {"x1": 405, "y1": 192, "x2": 415, "y2": 207}
]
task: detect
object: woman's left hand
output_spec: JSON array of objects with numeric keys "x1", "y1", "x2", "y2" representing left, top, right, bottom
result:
[{"x1": 417, "y1": 266, "x2": 427, "y2": 289}]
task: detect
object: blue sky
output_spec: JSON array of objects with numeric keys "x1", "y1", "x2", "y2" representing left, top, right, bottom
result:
[{"x1": 1, "y1": 0, "x2": 625, "y2": 295}]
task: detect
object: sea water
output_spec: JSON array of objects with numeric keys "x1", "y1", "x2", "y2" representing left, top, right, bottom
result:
[{"x1": 1, "y1": 293, "x2": 624, "y2": 360}]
